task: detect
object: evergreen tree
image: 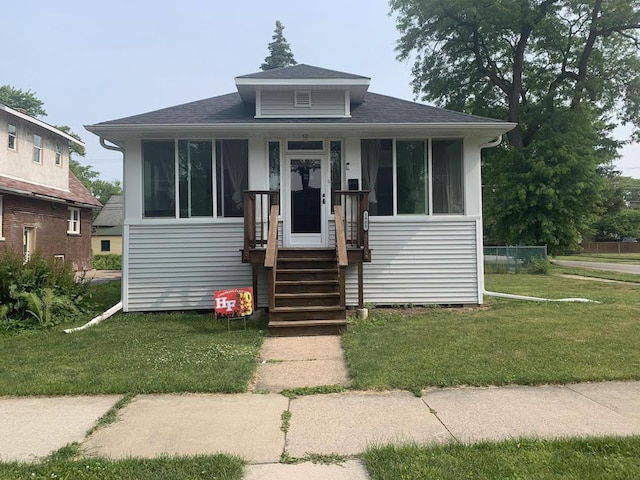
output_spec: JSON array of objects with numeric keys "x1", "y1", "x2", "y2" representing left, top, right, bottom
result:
[{"x1": 261, "y1": 21, "x2": 297, "y2": 71}]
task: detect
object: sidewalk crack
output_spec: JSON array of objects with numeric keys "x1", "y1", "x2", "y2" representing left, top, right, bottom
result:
[{"x1": 421, "y1": 397, "x2": 460, "y2": 443}]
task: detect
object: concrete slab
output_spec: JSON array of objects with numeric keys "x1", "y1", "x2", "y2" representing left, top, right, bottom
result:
[
  {"x1": 260, "y1": 336, "x2": 346, "y2": 361},
  {"x1": 82, "y1": 393, "x2": 288, "y2": 464},
  {"x1": 244, "y1": 460, "x2": 370, "y2": 480},
  {"x1": 568, "y1": 381, "x2": 640, "y2": 422},
  {"x1": 256, "y1": 360, "x2": 350, "y2": 392},
  {"x1": 0, "y1": 395, "x2": 121, "y2": 462},
  {"x1": 287, "y1": 391, "x2": 451, "y2": 457},
  {"x1": 424, "y1": 384, "x2": 640, "y2": 443}
]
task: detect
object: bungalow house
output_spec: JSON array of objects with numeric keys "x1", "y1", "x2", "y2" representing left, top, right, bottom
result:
[
  {"x1": 92, "y1": 194, "x2": 123, "y2": 256},
  {"x1": 86, "y1": 64, "x2": 515, "y2": 329},
  {"x1": 1, "y1": 104, "x2": 102, "y2": 270}
]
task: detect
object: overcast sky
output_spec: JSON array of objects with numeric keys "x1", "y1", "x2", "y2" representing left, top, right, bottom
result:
[{"x1": 3, "y1": 0, "x2": 638, "y2": 181}]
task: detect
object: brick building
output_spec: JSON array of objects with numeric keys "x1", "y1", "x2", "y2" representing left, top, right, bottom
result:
[{"x1": 1, "y1": 104, "x2": 101, "y2": 270}]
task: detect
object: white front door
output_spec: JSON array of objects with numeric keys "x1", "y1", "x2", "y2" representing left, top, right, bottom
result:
[{"x1": 284, "y1": 156, "x2": 328, "y2": 247}]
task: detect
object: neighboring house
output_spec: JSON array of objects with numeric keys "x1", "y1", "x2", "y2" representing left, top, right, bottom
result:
[
  {"x1": 86, "y1": 64, "x2": 515, "y2": 329},
  {"x1": 1, "y1": 104, "x2": 102, "y2": 270},
  {"x1": 92, "y1": 194, "x2": 123, "y2": 255}
]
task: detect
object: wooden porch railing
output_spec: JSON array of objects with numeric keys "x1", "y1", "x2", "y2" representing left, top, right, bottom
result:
[
  {"x1": 334, "y1": 190, "x2": 371, "y2": 261},
  {"x1": 243, "y1": 190, "x2": 279, "y2": 262}
]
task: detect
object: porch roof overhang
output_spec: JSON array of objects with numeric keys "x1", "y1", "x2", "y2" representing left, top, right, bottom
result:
[{"x1": 85, "y1": 121, "x2": 516, "y2": 147}]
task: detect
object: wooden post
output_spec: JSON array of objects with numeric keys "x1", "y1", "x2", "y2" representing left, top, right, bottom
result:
[
  {"x1": 358, "y1": 262, "x2": 364, "y2": 308},
  {"x1": 252, "y1": 264, "x2": 258, "y2": 312}
]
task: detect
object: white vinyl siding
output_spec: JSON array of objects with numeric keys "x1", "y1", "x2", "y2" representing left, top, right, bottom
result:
[
  {"x1": 345, "y1": 219, "x2": 480, "y2": 305},
  {"x1": 259, "y1": 90, "x2": 347, "y2": 117},
  {"x1": 126, "y1": 223, "x2": 255, "y2": 311}
]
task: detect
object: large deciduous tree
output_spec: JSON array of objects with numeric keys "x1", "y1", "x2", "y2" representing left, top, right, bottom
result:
[
  {"x1": 261, "y1": 20, "x2": 297, "y2": 71},
  {"x1": 0, "y1": 85, "x2": 47, "y2": 117},
  {"x1": 391, "y1": 0, "x2": 640, "y2": 253}
]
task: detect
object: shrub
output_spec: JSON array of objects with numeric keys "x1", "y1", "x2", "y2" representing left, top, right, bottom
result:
[
  {"x1": 0, "y1": 246, "x2": 90, "y2": 330},
  {"x1": 92, "y1": 254, "x2": 122, "y2": 270},
  {"x1": 527, "y1": 257, "x2": 550, "y2": 274}
]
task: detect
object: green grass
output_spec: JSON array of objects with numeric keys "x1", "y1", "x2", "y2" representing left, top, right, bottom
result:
[
  {"x1": 0, "y1": 281, "x2": 265, "y2": 395},
  {"x1": 551, "y1": 264, "x2": 640, "y2": 283},
  {"x1": 0, "y1": 454, "x2": 244, "y2": 480},
  {"x1": 342, "y1": 273, "x2": 640, "y2": 390},
  {"x1": 364, "y1": 437, "x2": 640, "y2": 480},
  {"x1": 556, "y1": 253, "x2": 640, "y2": 263}
]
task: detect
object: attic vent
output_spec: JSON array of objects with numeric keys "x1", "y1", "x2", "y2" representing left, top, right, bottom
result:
[{"x1": 294, "y1": 90, "x2": 312, "y2": 107}]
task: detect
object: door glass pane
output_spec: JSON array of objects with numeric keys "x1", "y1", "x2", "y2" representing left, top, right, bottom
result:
[
  {"x1": 330, "y1": 141, "x2": 342, "y2": 213},
  {"x1": 291, "y1": 159, "x2": 321, "y2": 233}
]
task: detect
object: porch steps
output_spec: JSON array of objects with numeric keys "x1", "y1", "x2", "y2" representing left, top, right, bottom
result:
[{"x1": 269, "y1": 248, "x2": 346, "y2": 331}]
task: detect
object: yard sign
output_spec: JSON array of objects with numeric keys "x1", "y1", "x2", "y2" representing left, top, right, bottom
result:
[{"x1": 214, "y1": 287, "x2": 253, "y2": 319}]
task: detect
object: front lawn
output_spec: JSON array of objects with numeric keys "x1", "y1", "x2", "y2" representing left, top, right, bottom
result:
[
  {"x1": 0, "y1": 282, "x2": 265, "y2": 395},
  {"x1": 365, "y1": 437, "x2": 640, "y2": 480},
  {"x1": 343, "y1": 273, "x2": 640, "y2": 390}
]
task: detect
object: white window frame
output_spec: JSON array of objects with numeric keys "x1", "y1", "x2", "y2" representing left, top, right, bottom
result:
[
  {"x1": 8, "y1": 124, "x2": 17, "y2": 150},
  {"x1": 67, "y1": 207, "x2": 80, "y2": 234},
  {"x1": 55, "y1": 143, "x2": 63, "y2": 166},
  {"x1": 33, "y1": 134, "x2": 42, "y2": 164}
]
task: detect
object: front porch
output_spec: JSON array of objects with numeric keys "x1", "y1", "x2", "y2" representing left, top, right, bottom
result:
[{"x1": 242, "y1": 190, "x2": 371, "y2": 331}]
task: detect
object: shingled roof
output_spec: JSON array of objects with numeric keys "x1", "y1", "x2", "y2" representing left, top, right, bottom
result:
[
  {"x1": 0, "y1": 172, "x2": 102, "y2": 208},
  {"x1": 90, "y1": 92, "x2": 506, "y2": 127},
  {"x1": 235, "y1": 64, "x2": 369, "y2": 80}
]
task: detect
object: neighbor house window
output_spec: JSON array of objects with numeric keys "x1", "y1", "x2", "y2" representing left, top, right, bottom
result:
[
  {"x1": 362, "y1": 138, "x2": 464, "y2": 216},
  {"x1": 432, "y1": 139, "x2": 464, "y2": 214},
  {"x1": 101, "y1": 240, "x2": 111, "y2": 252},
  {"x1": 67, "y1": 207, "x2": 80, "y2": 234},
  {"x1": 55, "y1": 143, "x2": 63, "y2": 166},
  {"x1": 179, "y1": 140, "x2": 213, "y2": 217},
  {"x1": 216, "y1": 139, "x2": 248, "y2": 217},
  {"x1": 33, "y1": 134, "x2": 42, "y2": 164},
  {"x1": 8, "y1": 124, "x2": 16, "y2": 150},
  {"x1": 143, "y1": 141, "x2": 176, "y2": 218}
]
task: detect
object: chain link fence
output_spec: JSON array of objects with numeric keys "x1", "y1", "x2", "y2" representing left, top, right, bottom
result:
[{"x1": 484, "y1": 246, "x2": 548, "y2": 273}]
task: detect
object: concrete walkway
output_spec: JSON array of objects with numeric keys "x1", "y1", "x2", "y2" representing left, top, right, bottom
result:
[
  {"x1": 3, "y1": 335, "x2": 640, "y2": 479},
  {"x1": 552, "y1": 259, "x2": 640, "y2": 274}
]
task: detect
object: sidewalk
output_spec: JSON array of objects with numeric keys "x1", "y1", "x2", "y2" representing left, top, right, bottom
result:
[{"x1": 2, "y1": 337, "x2": 640, "y2": 479}]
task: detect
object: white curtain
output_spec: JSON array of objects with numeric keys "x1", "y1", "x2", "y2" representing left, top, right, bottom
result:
[
  {"x1": 362, "y1": 140, "x2": 381, "y2": 204},
  {"x1": 223, "y1": 140, "x2": 248, "y2": 211}
]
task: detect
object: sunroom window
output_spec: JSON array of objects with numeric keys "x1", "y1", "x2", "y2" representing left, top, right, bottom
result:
[
  {"x1": 361, "y1": 139, "x2": 393, "y2": 216},
  {"x1": 432, "y1": 139, "x2": 464, "y2": 214},
  {"x1": 216, "y1": 139, "x2": 248, "y2": 218},
  {"x1": 143, "y1": 141, "x2": 176, "y2": 218},
  {"x1": 179, "y1": 140, "x2": 213, "y2": 217},
  {"x1": 396, "y1": 140, "x2": 427, "y2": 214}
]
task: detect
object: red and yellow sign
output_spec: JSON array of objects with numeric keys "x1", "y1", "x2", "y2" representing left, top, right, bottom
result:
[{"x1": 214, "y1": 288, "x2": 253, "y2": 319}]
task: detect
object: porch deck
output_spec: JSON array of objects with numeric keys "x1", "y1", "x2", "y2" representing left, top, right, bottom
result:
[{"x1": 242, "y1": 190, "x2": 371, "y2": 331}]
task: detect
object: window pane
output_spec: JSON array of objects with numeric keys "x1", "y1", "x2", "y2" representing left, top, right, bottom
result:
[
  {"x1": 432, "y1": 139, "x2": 464, "y2": 214},
  {"x1": 33, "y1": 135, "x2": 42, "y2": 163},
  {"x1": 287, "y1": 140, "x2": 324, "y2": 151},
  {"x1": 216, "y1": 140, "x2": 248, "y2": 217},
  {"x1": 101, "y1": 240, "x2": 111, "y2": 252},
  {"x1": 397, "y1": 140, "x2": 427, "y2": 214},
  {"x1": 143, "y1": 141, "x2": 176, "y2": 217},
  {"x1": 330, "y1": 141, "x2": 342, "y2": 212},
  {"x1": 8, "y1": 124, "x2": 16, "y2": 150},
  {"x1": 361, "y1": 139, "x2": 393, "y2": 216},
  {"x1": 179, "y1": 140, "x2": 213, "y2": 217},
  {"x1": 269, "y1": 141, "x2": 281, "y2": 212}
]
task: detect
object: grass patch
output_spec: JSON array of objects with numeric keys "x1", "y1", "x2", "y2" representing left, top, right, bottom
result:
[
  {"x1": 556, "y1": 253, "x2": 640, "y2": 263},
  {"x1": 0, "y1": 300, "x2": 265, "y2": 395},
  {"x1": 343, "y1": 273, "x2": 640, "y2": 390},
  {"x1": 0, "y1": 454, "x2": 244, "y2": 480},
  {"x1": 89, "y1": 280, "x2": 123, "y2": 311},
  {"x1": 87, "y1": 393, "x2": 136, "y2": 436},
  {"x1": 551, "y1": 264, "x2": 640, "y2": 284},
  {"x1": 91, "y1": 254, "x2": 122, "y2": 270},
  {"x1": 364, "y1": 437, "x2": 640, "y2": 480},
  {"x1": 280, "y1": 385, "x2": 347, "y2": 399}
]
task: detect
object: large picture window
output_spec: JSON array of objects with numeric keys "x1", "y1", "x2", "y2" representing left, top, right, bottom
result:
[
  {"x1": 361, "y1": 138, "x2": 464, "y2": 216},
  {"x1": 143, "y1": 141, "x2": 176, "y2": 218}
]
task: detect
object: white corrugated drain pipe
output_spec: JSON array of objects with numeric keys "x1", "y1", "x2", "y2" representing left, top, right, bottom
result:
[
  {"x1": 64, "y1": 136, "x2": 128, "y2": 334},
  {"x1": 484, "y1": 290, "x2": 599, "y2": 303}
]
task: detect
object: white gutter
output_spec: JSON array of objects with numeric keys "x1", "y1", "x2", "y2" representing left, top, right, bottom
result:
[
  {"x1": 64, "y1": 302, "x2": 123, "y2": 333},
  {"x1": 100, "y1": 137, "x2": 124, "y2": 153},
  {"x1": 484, "y1": 290, "x2": 598, "y2": 303}
]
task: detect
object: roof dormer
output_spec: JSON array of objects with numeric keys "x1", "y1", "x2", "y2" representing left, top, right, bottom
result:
[{"x1": 234, "y1": 64, "x2": 370, "y2": 119}]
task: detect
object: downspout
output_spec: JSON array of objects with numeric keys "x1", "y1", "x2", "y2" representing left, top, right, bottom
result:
[
  {"x1": 65, "y1": 137, "x2": 127, "y2": 333},
  {"x1": 478, "y1": 135, "x2": 596, "y2": 304}
]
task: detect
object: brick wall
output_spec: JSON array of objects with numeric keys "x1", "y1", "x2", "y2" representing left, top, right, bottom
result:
[{"x1": 1, "y1": 194, "x2": 93, "y2": 270}]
